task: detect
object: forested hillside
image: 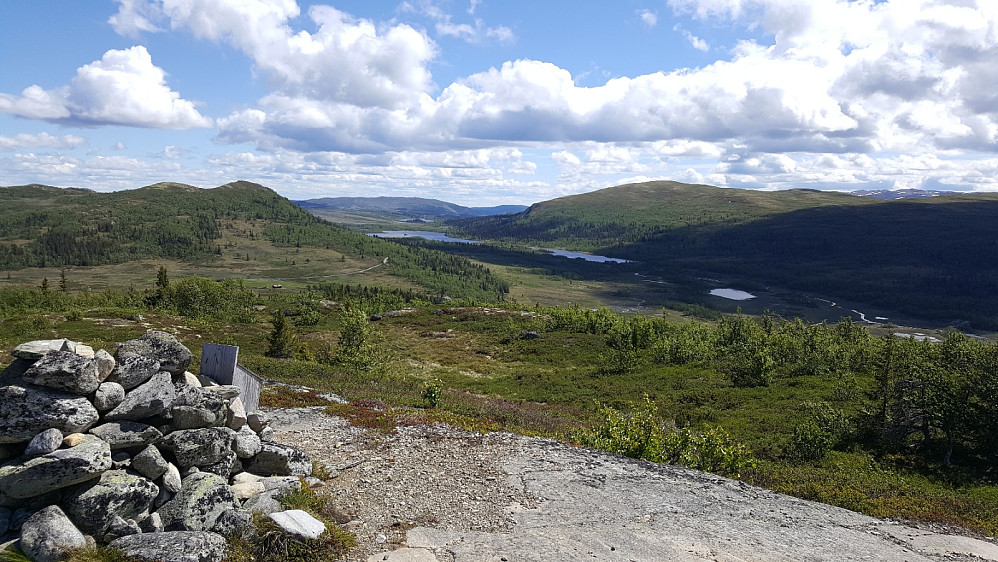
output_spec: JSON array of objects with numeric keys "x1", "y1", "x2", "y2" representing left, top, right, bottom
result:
[
  {"x1": 453, "y1": 181, "x2": 998, "y2": 329},
  {"x1": 0, "y1": 182, "x2": 509, "y2": 300}
]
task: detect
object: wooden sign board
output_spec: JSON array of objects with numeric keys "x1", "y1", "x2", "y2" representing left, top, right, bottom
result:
[{"x1": 200, "y1": 343, "x2": 261, "y2": 412}]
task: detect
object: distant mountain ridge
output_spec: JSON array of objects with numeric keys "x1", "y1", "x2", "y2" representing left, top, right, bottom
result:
[
  {"x1": 295, "y1": 196, "x2": 527, "y2": 219},
  {"x1": 851, "y1": 188, "x2": 966, "y2": 200}
]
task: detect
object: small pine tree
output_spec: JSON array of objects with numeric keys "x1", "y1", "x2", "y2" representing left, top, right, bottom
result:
[
  {"x1": 156, "y1": 266, "x2": 169, "y2": 290},
  {"x1": 40, "y1": 277, "x2": 49, "y2": 294},
  {"x1": 59, "y1": 269, "x2": 67, "y2": 292},
  {"x1": 266, "y1": 312, "x2": 308, "y2": 360}
]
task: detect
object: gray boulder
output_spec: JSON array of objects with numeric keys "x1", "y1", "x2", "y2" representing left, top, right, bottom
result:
[
  {"x1": 63, "y1": 469, "x2": 159, "y2": 537},
  {"x1": 106, "y1": 355, "x2": 160, "y2": 391},
  {"x1": 139, "y1": 512, "x2": 163, "y2": 533},
  {"x1": 19, "y1": 505, "x2": 86, "y2": 562},
  {"x1": 94, "y1": 349, "x2": 116, "y2": 381},
  {"x1": 0, "y1": 384, "x2": 99, "y2": 443},
  {"x1": 247, "y1": 411, "x2": 269, "y2": 433},
  {"x1": 233, "y1": 425, "x2": 262, "y2": 459},
  {"x1": 158, "y1": 471, "x2": 237, "y2": 532},
  {"x1": 12, "y1": 339, "x2": 76, "y2": 361},
  {"x1": 170, "y1": 405, "x2": 217, "y2": 430},
  {"x1": 22, "y1": 350, "x2": 100, "y2": 395},
  {"x1": 132, "y1": 444, "x2": 169, "y2": 480},
  {"x1": 110, "y1": 531, "x2": 228, "y2": 562},
  {"x1": 198, "y1": 450, "x2": 240, "y2": 478},
  {"x1": 158, "y1": 427, "x2": 236, "y2": 468},
  {"x1": 201, "y1": 385, "x2": 240, "y2": 401},
  {"x1": 245, "y1": 442, "x2": 312, "y2": 477},
  {"x1": 93, "y1": 381, "x2": 125, "y2": 411},
  {"x1": 226, "y1": 397, "x2": 247, "y2": 430},
  {"x1": 24, "y1": 428, "x2": 63, "y2": 457},
  {"x1": 104, "y1": 371, "x2": 177, "y2": 421},
  {"x1": 212, "y1": 508, "x2": 253, "y2": 537},
  {"x1": 88, "y1": 421, "x2": 162, "y2": 450},
  {"x1": 116, "y1": 331, "x2": 192, "y2": 375},
  {"x1": 0, "y1": 434, "x2": 111, "y2": 499}
]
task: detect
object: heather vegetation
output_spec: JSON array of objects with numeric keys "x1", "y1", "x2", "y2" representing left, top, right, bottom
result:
[{"x1": 2, "y1": 276, "x2": 998, "y2": 535}]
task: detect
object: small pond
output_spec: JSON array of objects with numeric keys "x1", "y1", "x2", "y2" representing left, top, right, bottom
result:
[
  {"x1": 542, "y1": 249, "x2": 632, "y2": 263},
  {"x1": 709, "y1": 288, "x2": 756, "y2": 301}
]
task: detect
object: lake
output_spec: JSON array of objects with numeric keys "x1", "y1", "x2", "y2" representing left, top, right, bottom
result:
[
  {"x1": 367, "y1": 231, "x2": 480, "y2": 244},
  {"x1": 542, "y1": 249, "x2": 633, "y2": 263},
  {"x1": 710, "y1": 288, "x2": 756, "y2": 301}
]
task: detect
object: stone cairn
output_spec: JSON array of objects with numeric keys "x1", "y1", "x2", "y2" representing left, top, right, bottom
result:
[{"x1": 0, "y1": 331, "x2": 324, "y2": 562}]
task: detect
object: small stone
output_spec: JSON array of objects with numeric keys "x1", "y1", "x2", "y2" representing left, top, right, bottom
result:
[
  {"x1": 212, "y1": 508, "x2": 253, "y2": 537},
  {"x1": 226, "y1": 397, "x2": 247, "y2": 430},
  {"x1": 20, "y1": 505, "x2": 87, "y2": 562},
  {"x1": 258, "y1": 426, "x2": 275, "y2": 442},
  {"x1": 201, "y1": 385, "x2": 240, "y2": 400},
  {"x1": 104, "y1": 515, "x2": 142, "y2": 541},
  {"x1": 244, "y1": 442, "x2": 312, "y2": 477},
  {"x1": 158, "y1": 427, "x2": 236, "y2": 468},
  {"x1": 230, "y1": 481, "x2": 266, "y2": 501},
  {"x1": 24, "y1": 428, "x2": 63, "y2": 457},
  {"x1": 107, "y1": 355, "x2": 160, "y2": 391},
  {"x1": 161, "y1": 462, "x2": 182, "y2": 493},
  {"x1": 233, "y1": 425, "x2": 262, "y2": 459},
  {"x1": 132, "y1": 444, "x2": 169, "y2": 480},
  {"x1": 63, "y1": 433, "x2": 86, "y2": 447},
  {"x1": 94, "y1": 349, "x2": 116, "y2": 381},
  {"x1": 74, "y1": 344, "x2": 95, "y2": 359},
  {"x1": 139, "y1": 512, "x2": 163, "y2": 533},
  {"x1": 93, "y1": 381, "x2": 126, "y2": 412},
  {"x1": 247, "y1": 411, "x2": 269, "y2": 433},
  {"x1": 182, "y1": 371, "x2": 202, "y2": 387},
  {"x1": 170, "y1": 405, "x2": 217, "y2": 430},
  {"x1": 197, "y1": 374, "x2": 219, "y2": 387},
  {"x1": 104, "y1": 371, "x2": 177, "y2": 421},
  {"x1": 269, "y1": 509, "x2": 326, "y2": 540}
]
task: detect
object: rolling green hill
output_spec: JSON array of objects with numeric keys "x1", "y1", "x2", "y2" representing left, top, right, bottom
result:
[
  {"x1": 453, "y1": 181, "x2": 998, "y2": 329},
  {"x1": 0, "y1": 181, "x2": 509, "y2": 300},
  {"x1": 296, "y1": 196, "x2": 527, "y2": 219}
]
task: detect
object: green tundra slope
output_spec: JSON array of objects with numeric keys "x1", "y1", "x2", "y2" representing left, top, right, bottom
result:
[
  {"x1": 0, "y1": 181, "x2": 508, "y2": 300},
  {"x1": 453, "y1": 181, "x2": 998, "y2": 329}
]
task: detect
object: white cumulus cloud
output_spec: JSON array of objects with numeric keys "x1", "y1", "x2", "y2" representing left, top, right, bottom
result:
[
  {"x1": 0, "y1": 46, "x2": 212, "y2": 129},
  {"x1": 0, "y1": 133, "x2": 86, "y2": 151}
]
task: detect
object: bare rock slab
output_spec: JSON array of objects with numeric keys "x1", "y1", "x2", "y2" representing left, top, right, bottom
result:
[
  {"x1": 88, "y1": 421, "x2": 162, "y2": 449},
  {"x1": 19, "y1": 505, "x2": 86, "y2": 562},
  {"x1": 0, "y1": 434, "x2": 111, "y2": 499},
  {"x1": 110, "y1": 530, "x2": 227, "y2": 562},
  {"x1": 158, "y1": 427, "x2": 236, "y2": 468},
  {"x1": 0, "y1": 384, "x2": 99, "y2": 443}
]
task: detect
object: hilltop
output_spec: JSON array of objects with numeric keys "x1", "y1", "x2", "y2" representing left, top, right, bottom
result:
[
  {"x1": 0, "y1": 182, "x2": 508, "y2": 301},
  {"x1": 451, "y1": 181, "x2": 998, "y2": 329}
]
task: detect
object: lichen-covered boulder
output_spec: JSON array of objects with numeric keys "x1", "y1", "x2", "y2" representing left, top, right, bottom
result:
[
  {"x1": 22, "y1": 350, "x2": 100, "y2": 395},
  {"x1": 170, "y1": 405, "x2": 217, "y2": 430},
  {"x1": 0, "y1": 385, "x2": 98, "y2": 443},
  {"x1": 0, "y1": 434, "x2": 111, "y2": 499},
  {"x1": 158, "y1": 472, "x2": 237, "y2": 532},
  {"x1": 19, "y1": 505, "x2": 86, "y2": 562},
  {"x1": 198, "y1": 449, "x2": 240, "y2": 478},
  {"x1": 104, "y1": 371, "x2": 177, "y2": 421},
  {"x1": 110, "y1": 531, "x2": 228, "y2": 562},
  {"x1": 132, "y1": 444, "x2": 169, "y2": 480},
  {"x1": 88, "y1": 421, "x2": 162, "y2": 450},
  {"x1": 233, "y1": 425, "x2": 262, "y2": 459},
  {"x1": 158, "y1": 427, "x2": 236, "y2": 468},
  {"x1": 106, "y1": 354, "x2": 160, "y2": 391},
  {"x1": 62, "y1": 469, "x2": 159, "y2": 537},
  {"x1": 244, "y1": 442, "x2": 313, "y2": 477},
  {"x1": 116, "y1": 331, "x2": 192, "y2": 375}
]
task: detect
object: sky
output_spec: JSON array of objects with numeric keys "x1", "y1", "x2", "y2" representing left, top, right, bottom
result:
[{"x1": 1, "y1": 0, "x2": 997, "y2": 205}]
